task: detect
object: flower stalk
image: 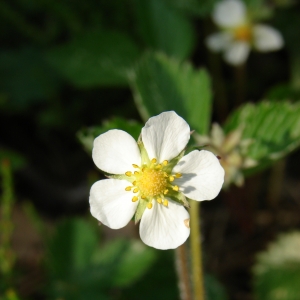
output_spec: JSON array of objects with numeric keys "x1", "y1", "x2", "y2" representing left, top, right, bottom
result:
[
  {"x1": 175, "y1": 244, "x2": 192, "y2": 300},
  {"x1": 190, "y1": 201, "x2": 205, "y2": 300}
]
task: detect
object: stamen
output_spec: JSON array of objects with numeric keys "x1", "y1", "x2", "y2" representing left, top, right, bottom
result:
[
  {"x1": 125, "y1": 171, "x2": 132, "y2": 177},
  {"x1": 134, "y1": 171, "x2": 139, "y2": 175},
  {"x1": 172, "y1": 185, "x2": 179, "y2": 191},
  {"x1": 132, "y1": 164, "x2": 139, "y2": 168},
  {"x1": 157, "y1": 198, "x2": 162, "y2": 204},
  {"x1": 169, "y1": 176, "x2": 175, "y2": 182},
  {"x1": 175, "y1": 173, "x2": 182, "y2": 178},
  {"x1": 156, "y1": 164, "x2": 162, "y2": 169},
  {"x1": 163, "y1": 200, "x2": 168, "y2": 207},
  {"x1": 147, "y1": 202, "x2": 153, "y2": 209},
  {"x1": 163, "y1": 172, "x2": 168, "y2": 177},
  {"x1": 141, "y1": 195, "x2": 146, "y2": 199},
  {"x1": 133, "y1": 188, "x2": 139, "y2": 193},
  {"x1": 151, "y1": 158, "x2": 157, "y2": 164},
  {"x1": 164, "y1": 189, "x2": 169, "y2": 194},
  {"x1": 132, "y1": 196, "x2": 138, "y2": 202},
  {"x1": 125, "y1": 186, "x2": 132, "y2": 191},
  {"x1": 132, "y1": 181, "x2": 136, "y2": 186},
  {"x1": 162, "y1": 160, "x2": 168, "y2": 166}
]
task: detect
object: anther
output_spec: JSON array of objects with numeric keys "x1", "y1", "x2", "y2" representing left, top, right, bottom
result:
[
  {"x1": 133, "y1": 188, "x2": 139, "y2": 193},
  {"x1": 164, "y1": 189, "x2": 169, "y2": 194},
  {"x1": 157, "y1": 198, "x2": 162, "y2": 204},
  {"x1": 156, "y1": 164, "x2": 162, "y2": 169},
  {"x1": 132, "y1": 164, "x2": 139, "y2": 168},
  {"x1": 125, "y1": 171, "x2": 132, "y2": 177},
  {"x1": 132, "y1": 196, "x2": 138, "y2": 202},
  {"x1": 169, "y1": 176, "x2": 175, "y2": 182},
  {"x1": 147, "y1": 202, "x2": 153, "y2": 209},
  {"x1": 151, "y1": 158, "x2": 157, "y2": 164},
  {"x1": 132, "y1": 181, "x2": 136, "y2": 186},
  {"x1": 134, "y1": 171, "x2": 139, "y2": 175},
  {"x1": 172, "y1": 185, "x2": 179, "y2": 191},
  {"x1": 162, "y1": 160, "x2": 168, "y2": 166},
  {"x1": 175, "y1": 173, "x2": 182, "y2": 178},
  {"x1": 163, "y1": 200, "x2": 168, "y2": 207},
  {"x1": 125, "y1": 186, "x2": 132, "y2": 191},
  {"x1": 141, "y1": 195, "x2": 146, "y2": 199}
]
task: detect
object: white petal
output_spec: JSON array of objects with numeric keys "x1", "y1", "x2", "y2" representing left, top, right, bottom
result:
[
  {"x1": 89, "y1": 179, "x2": 138, "y2": 229},
  {"x1": 92, "y1": 129, "x2": 141, "y2": 174},
  {"x1": 142, "y1": 111, "x2": 190, "y2": 162},
  {"x1": 224, "y1": 41, "x2": 250, "y2": 65},
  {"x1": 173, "y1": 150, "x2": 224, "y2": 201},
  {"x1": 140, "y1": 200, "x2": 190, "y2": 250},
  {"x1": 205, "y1": 32, "x2": 233, "y2": 52},
  {"x1": 213, "y1": 0, "x2": 246, "y2": 28},
  {"x1": 253, "y1": 25, "x2": 284, "y2": 52}
]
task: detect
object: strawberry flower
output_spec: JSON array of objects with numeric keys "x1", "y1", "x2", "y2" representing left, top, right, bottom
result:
[
  {"x1": 89, "y1": 112, "x2": 224, "y2": 249},
  {"x1": 206, "y1": 0, "x2": 284, "y2": 65}
]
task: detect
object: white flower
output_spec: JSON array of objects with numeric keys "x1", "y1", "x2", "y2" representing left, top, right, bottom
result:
[
  {"x1": 89, "y1": 111, "x2": 224, "y2": 250},
  {"x1": 206, "y1": 0, "x2": 284, "y2": 65}
]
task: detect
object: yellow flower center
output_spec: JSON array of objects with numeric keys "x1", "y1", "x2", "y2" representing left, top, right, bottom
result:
[
  {"x1": 136, "y1": 168, "x2": 167, "y2": 197},
  {"x1": 124, "y1": 158, "x2": 182, "y2": 209},
  {"x1": 234, "y1": 25, "x2": 252, "y2": 41}
]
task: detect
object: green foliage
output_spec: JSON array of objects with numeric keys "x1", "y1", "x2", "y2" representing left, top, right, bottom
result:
[
  {"x1": 265, "y1": 83, "x2": 300, "y2": 101},
  {"x1": 47, "y1": 218, "x2": 98, "y2": 280},
  {"x1": 224, "y1": 101, "x2": 300, "y2": 163},
  {"x1": 205, "y1": 274, "x2": 228, "y2": 300},
  {"x1": 130, "y1": 52, "x2": 212, "y2": 135},
  {"x1": 0, "y1": 48, "x2": 60, "y2": 110},
  {"x1": 253, "y1": 232, "x2": 300, "y2": 300},
  {"x1": 133, "y1": 0, "x2": 195, "y2": 60},
  {"x1": 93, "y1": 239, "x2": 156, "y2": 287},
  {"x1": 163, "y1": 0, "x2": 219, "y2": 17},
  {"x1": 0, "y1": 150, "x2": 26, "y2": 171},
  {"x1": 46, "y1": 30, "x2": 140, "y2": 88},
  {"x1": 47, "y1": 218, "x2": 157, "y2": 300},
  {"x1": 77, "y1": 117, "x2": 143, "y2": 153}
]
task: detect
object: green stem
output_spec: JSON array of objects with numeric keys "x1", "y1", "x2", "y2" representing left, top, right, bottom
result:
[
  {"x1": 190, "y1": 201, "x2": 205, "y2": 300},
  {"x1": 0, "y1": 159, "x2": 15, "y2": 284}
]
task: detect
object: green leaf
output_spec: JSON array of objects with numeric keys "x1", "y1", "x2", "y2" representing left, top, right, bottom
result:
[
  {"x1": 224, "y1": 101, "x2": 300, "y2": 162},
  {"x1": 111, "y1": 240, "x2": 157, "y2": 287},
  {"x1": 205, "y1": 274, "x2": 228, "y2": 300},
  {"x1": 47, "y1": 218, "x2": 98, "y2": 280},
  {"x1": 0, "y1": 48, "x2": 60, "y2": 110},
  {"x1": 130, "y1": 52, "x2": 212, "y2": 135},
  {"x1": 265, "y1": 83, "x2": 300, "y2": 102},
  {"x1": 164, "y1": 0, "x2": 219, "y2": 17},
  {"x1": 92, "y1": 239, "x2": 157, "y2": 287},
  {"x1": 77, "y1": 117, "x2": 143, "y2": 153},
  {"x1": 253, "y1": 232, "x2": 300, "y2": 300},
  {"x1": 46, "y1": 30, "x2": 140, "y2": 88},
  {"x1": 133, "y1": 0, "x2": 195, "y2": 59}
]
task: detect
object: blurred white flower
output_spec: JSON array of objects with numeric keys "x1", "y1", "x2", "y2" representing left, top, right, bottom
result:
[
  {"x1": 206, "y1": 0, "x2": 284, "y2": 65},
  {"x1": 194, "y1": 123, "x2": 257, "y2": 188},
  {"x1": 254, "y1": 231, "x2": 300, "y2": 273},
  {"x1": 89, "y1": 111, "x2": 224, "y2": 249}
]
